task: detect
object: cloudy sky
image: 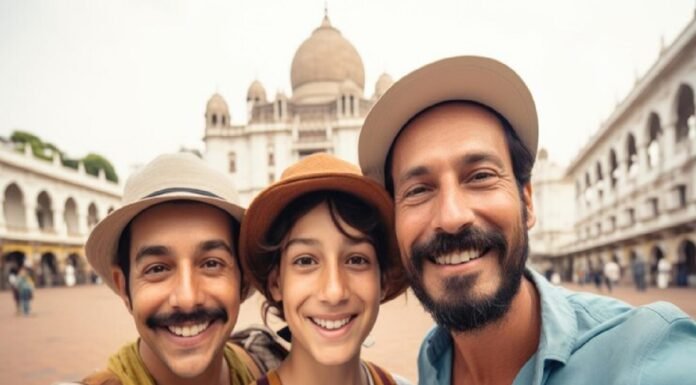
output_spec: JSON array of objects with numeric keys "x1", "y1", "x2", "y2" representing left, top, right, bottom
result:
[{"x1": 1, "y1": 0, "x2": 694, "y2": 181}]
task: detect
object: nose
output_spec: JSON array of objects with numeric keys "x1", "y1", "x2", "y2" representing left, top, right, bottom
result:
[
  {"x1": 169, "y1": 264, "x2": 204, "y2": 310},
  {"x1": 433, "y1": 177, "x2": 475, "y2": 234},
  {"x1": 317, "y1": 261, "x2": 350, "y2": 305}
]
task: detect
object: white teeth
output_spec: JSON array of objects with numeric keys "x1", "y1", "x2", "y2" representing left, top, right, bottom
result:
[
  {"x1": 435, "y1": 250, "x2": 481, "y2": 265},
  {"x1": 311, "y1": 316, "x2": 351, "y2": 330},
  {"x1": 167, "y1": 322, "x2": 210, "y2": 337}
]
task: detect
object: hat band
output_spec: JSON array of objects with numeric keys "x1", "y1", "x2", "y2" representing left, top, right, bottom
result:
[{"x1": 144, "y1": 187, "x2": 222, "y2": 199}]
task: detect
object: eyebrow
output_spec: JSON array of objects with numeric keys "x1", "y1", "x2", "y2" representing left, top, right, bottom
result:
[
  {"x1": 283, "y1": 238, "x2": 320, "y2": 251},
  {"x1": 134, "y1": 245, "x2": 171, "y2": 264},
  {"x1": 133, "y1": 239, "x2": 234, "y2": 264},
  {"x1": 199, "y1": 239, "x2": 234, "y2": 256},
  {"x1": 458, "y1": 152, "x2": 505, "y2": 170},
  {"x1": 397, "y1": 151, "x2": 505, "y2": 185}
]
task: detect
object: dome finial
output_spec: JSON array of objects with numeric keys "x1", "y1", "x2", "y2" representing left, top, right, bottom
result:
[{"x1": 322, "y1": 1, "x2": 331, "y2": 27}]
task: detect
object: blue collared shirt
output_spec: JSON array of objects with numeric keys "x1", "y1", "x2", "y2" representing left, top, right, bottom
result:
[{"x1": 417, "y1": 269, "x2": 696, "y2": 385}]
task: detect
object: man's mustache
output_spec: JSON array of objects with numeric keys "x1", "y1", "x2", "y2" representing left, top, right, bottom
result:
[
  {"x1": 146, "y1": 307, "x2": 228, "y2": 329},
  {"x1": 410, "y1": 226, "x2": 508, "y2": 272}
]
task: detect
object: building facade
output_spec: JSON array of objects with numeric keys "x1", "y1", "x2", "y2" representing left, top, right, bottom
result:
[
  {"x1": 542, "y1": 14, "x2": 696, "y2": 287},
  {"x1": 0, "y1": 143, "x2": 121, "y2": 289},
  {"x1": 203, "y1": 14, "x2": 393, "y2": 205}
]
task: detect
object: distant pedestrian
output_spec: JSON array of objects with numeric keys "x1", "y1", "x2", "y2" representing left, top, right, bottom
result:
[
  {"x1": 632, "y1": 258, "x2": 647, "y2": 292},
  {"x1": 551, "y1": 271, "x2": 561, "y2": 285},
  {"x1": 603, "y1": 260, "x2": 620, "y2": 293},
  {"x1": 592, "y1": 265, "x2": 604, "y2": 291},
  {"x1": 64, "y1": 264, "x2": 76, "y2": 287},
  {"x1": 16, "y1": 266, "x2": 34, "y2": 316},
  {"x1": 8, "y1": 267, "x2": 20, "y2": 315},
  {"x1": 657, "y1": 258, "x2": 672, "y2": 289}
]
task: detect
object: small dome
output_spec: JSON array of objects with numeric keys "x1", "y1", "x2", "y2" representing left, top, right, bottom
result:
[
  {"x1": 206, "y1": 93, "x2": 230, "y2": 116},
  {"x1": 374, "y1": 73, "x2": 394, "y2": 98},
  {"x1": 247, "y1": 80, "x2": 267, "y2": 103},
  {"x1": 538, "y1": 148, "x2": 549, "y2": 161},
  {"x1": 290, "y1": 15, "x2": 365, "y2": 102}
]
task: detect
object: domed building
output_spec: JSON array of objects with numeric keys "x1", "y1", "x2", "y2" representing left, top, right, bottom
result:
[{"x1": 203, "y1": 13, "x2": 392, "y2": 205}]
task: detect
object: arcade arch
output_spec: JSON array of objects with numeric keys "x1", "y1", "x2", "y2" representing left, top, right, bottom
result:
[
  {"x1": 36, "y1": 191, "x2": 54, "y2": 232},
  {"x1": 3, "y1": 183, "x2": 27, "y2": 230},
  {"x1": 675, "y1": 83, "x2": 695, "y2": 143},
  {"x1": 64, "y1": 198, "x2": 79, "y2": 235}
]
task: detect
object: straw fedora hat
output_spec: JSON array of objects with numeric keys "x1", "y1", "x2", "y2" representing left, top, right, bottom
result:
[
  {"x1": 240, "y1": 152, "x2": 407, "y2": 303},
  {"x1": 85, "y1": 152, "x2": 247, "y2": 296},
  {"x1": 359, "y1": 55, "x2": 538, "y2": 186}
]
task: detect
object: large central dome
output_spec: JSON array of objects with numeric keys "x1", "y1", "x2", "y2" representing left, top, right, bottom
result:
[{"x1": 290, "y1": 15, "x2": 365, "y2": 103}]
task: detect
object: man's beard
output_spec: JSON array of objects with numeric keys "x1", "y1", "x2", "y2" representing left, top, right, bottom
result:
[{"x1": 407, "y1": 221, "x2": 528, "y2": 333}]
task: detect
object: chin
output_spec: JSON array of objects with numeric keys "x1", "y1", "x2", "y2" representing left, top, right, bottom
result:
[
  {"x1": 311, "y1": 345, "x2": 360, "y2": 367},
  {"x1": 165, "y1": 353, "x2": 215, "y2": 379}
]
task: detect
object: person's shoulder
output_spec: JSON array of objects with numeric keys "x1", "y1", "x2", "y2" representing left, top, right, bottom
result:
[{"x1": 633, "y1": 302, "x2": 696, "y2": 384}]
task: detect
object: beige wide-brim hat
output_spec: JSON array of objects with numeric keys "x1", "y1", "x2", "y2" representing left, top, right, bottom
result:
[
  {"x1": 359, "y1": 55, "x2": 538, "y2": 186},
  {"x1": 85, "y1": 152, "x2": 247, "y2": 296},
  {"x1": 240, "y1": 153, "x2": 408, "y2": 303}
]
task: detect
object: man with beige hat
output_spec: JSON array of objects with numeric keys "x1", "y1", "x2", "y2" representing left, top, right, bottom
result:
[
  {"x1": 358, "y1": 56, "x2": 696, "y2": 385},
  {"x1": 79, "y1": 153, "x2": 258, "y2": 385}
]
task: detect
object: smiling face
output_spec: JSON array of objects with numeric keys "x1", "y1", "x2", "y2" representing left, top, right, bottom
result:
[
  {"x1": 390, "y1": 102, "x2": 536, "y2": 332},
  {"x1": 113, "y1": 202, "x2": 242, "y2": 379},
  {"x1": 269, "y1": 202, "x2": 381, "y2": 366}
]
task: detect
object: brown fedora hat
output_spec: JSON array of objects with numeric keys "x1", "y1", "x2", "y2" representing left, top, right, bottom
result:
[
  {"x1": 240, "y1": 152, "x2": 407, "y2": 303},
  {"x1": 85, "y1": 152, "x2": 249, "y2": 297}
]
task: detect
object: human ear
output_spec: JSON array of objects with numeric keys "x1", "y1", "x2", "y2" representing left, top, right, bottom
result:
[
  {"x1": 112, "y1": 267, "x2": 132, "y2": 312},
  {"x1": 268, "y1": 267, "x2": 282, "y2": 302},
  {"x1": 522, "y1": 182, "x2": 536, "y2": 229}
]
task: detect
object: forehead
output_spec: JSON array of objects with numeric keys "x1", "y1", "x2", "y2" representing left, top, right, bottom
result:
[
  {"x1": 287, "y1": 202, "x2": 363, "y2": 240},
  {"x1": 130, "y1": 202, "x2": 233, "y2": 243},
  {"x1": 390, "y1": 103, "x2": 509, "y2": 167}
]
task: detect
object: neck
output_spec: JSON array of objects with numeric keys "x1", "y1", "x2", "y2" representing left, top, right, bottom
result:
[
  {"x1": 451, "y1": 277, "x2": 541, "y2": 385},
  {"x1": 276, "y1": 346, "x2": 365, "y2": 385},
  {"x1": 139, "y1": 340, "x2": 229, "y2": 385}
]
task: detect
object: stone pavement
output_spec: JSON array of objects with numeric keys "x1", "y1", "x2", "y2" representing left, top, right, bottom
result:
[{"x1": 0, "y1": 282, "x2": 693, "y2": 385}]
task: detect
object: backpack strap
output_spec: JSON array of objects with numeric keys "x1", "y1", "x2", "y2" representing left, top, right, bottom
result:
[
  {"x1": 363, "y1": 361, "x2": 398, "y2": 385},
  {"x1": 229, "y1": 342, "x2": 263, "y2": 379}
]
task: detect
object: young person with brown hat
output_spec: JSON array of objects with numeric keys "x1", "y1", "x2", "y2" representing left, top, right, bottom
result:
[
  {"x1": 358, "y1": 56, "x2": 696, "y2": 385},
  {"x1": 78, "y1": 152, "x2": 260, "y2": 385},
  {"x1": 240, "y1": 152, "x2": 412, "y2": 385}
]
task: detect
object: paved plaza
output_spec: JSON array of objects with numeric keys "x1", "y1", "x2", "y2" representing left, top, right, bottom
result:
[{"x1": 1, "y1": 282, "x2": 694, "y2": 385}]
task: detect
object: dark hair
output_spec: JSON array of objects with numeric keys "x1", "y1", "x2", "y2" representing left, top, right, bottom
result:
[
  {"x1": 115, "y1": 201, "x2": 246, "y2": 306},
  {"x1": 253, "y1": 190, "x2": 389, "y2": 324},
  {"x1": 384, "y1": 100, "x2": 534, "y2": 195}
]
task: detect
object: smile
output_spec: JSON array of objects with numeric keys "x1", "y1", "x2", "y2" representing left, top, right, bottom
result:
[
  {"x1": 309, "y1": 316, "x2": 354, "y2": 331},
  {"x1": 434, "y1": 248, "x2": 488, "y2": 265},
  {"x1": 166, "y1": 321, "x2": 211, "y2": 337}
]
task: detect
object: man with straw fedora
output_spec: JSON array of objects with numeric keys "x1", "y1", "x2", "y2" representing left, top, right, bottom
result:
[
  {"x1": 78, "y1": 152, "x2": 259, "y2": 385},
  {"x1": 359, "y1": 56, "x2": 696, "y2": 385}
]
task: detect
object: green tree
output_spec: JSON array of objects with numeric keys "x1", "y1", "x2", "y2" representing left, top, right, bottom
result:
[{"x1": 82, "y1": 153, "x2": 118, "y2": 183}]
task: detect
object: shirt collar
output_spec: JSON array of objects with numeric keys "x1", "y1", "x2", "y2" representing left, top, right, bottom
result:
[{"x1": 527, "y1": 268, "x2": 577, "y2": 365}]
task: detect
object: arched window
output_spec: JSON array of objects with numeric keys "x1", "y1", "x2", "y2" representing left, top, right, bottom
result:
[
  {"x1": 211, "y1": 114, "x2": 218, "y2": 126},
  {"x1": 36, "y1": 191, "x2": 54, "y2": 231},
  {"x1": 609, "y1": 149, "x2": 619, "y2": 188},
  {"x1": 675, "y1": 84, "x2": 695, "y2": 142},
  {"x1": 626, "y1": 134, "x2": 638, "y2": 177},
  {"x1": 3, "y1": 183, "x2": 27, "y2": 230},
  {"x1": 64, "y1": 198, "x2": 79, "y2": 235},
  {"x1": 647, "y1": 112, "x2": 662, "y2": 168}
]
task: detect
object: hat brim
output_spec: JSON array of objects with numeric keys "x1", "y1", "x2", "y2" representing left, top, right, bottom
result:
[
  {"x1": 86, "y1": 193, "x2": 245, "y2": 295},
  {"x1": 240, "y1": 172, "x2": 407, "y2": 303},
  {"x1": 359, "y1": 55, "x2": 538, "y2": 186}
]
